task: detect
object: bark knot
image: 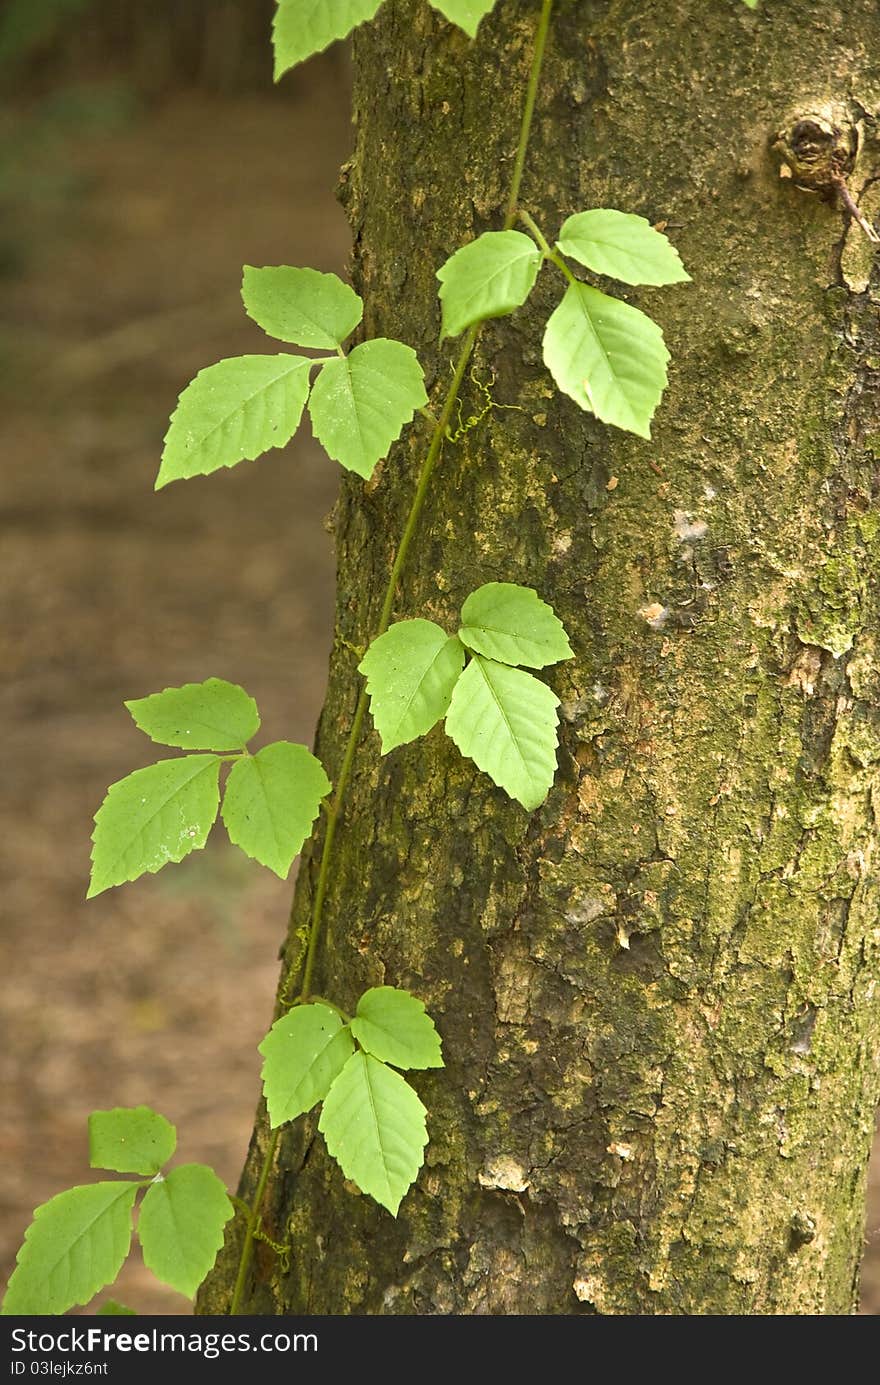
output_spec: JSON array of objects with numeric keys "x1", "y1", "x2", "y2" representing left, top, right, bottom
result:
[{"x1": 773, "y1": 113, "x2": 856, "y2": 193}]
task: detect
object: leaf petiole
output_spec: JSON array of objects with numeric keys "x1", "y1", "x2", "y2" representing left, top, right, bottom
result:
[{"x1": 518, "y1": 208, "x2": 577, "y2": 284}]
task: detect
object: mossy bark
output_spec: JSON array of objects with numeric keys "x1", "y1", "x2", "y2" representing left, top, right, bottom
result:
[{"x1": 203, "y1": 0, "x2": 880, "y2": 1314}]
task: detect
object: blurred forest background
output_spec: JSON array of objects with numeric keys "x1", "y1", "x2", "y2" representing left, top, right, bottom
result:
[{"x1": 0, "y1": 0, "x2": 877, "y2": 1315}]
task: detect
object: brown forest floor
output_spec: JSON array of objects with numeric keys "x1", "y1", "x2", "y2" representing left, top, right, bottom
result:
[{"x1": 0, "y1": 62, "x2": 878, "y2": 1316}]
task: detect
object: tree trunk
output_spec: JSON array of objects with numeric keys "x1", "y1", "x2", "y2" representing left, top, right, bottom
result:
[{"x1": 203, "y1": 0, "x2": 880, "y2": 1314}]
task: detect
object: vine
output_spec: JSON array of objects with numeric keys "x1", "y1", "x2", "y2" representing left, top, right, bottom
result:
[{"x1": 0, "y1": 0, "x2": 759, "y2": 1317}]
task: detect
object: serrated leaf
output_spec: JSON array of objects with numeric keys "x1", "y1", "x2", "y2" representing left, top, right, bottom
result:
[
  {"x1": 1, "y1": 1182, "x2": 137, "y2": 1316},
  {"x1": 428, "y1": 0, "x2": 498, "y2": 37},
  {"x1": 556, "y1": 209, "x2": 690, "y2": 287},
  {"x1": 137, "y1": 1165, "x2": 233, "y2": 1299},
  {"x1": 272, "y1": 0, "x2": 384, "y2": 79},
  {"x1": 157, "y1": 355, "x2": 313, "y2": 488},
  {"x1": 125, "y1": 678, "x2": 260, "y2": 752},
  {"x1": 308, "y1": 339, "x2": 427, "y2": 479},
  {"x1": 436, "y1": 230, "x2": 542, "y2": 338},
  {"x1": 359, "y1": 620, "x2": 465, "y2": 753},
  {"x1": 96, "y1": 1300, "x2": 136, "y2": 1315},
  {"x1": 458, "y1": 583, "x2": 573, "y2": 669},
  {"x1": 350, "y1": 987, "x2": 443, "y2": 1071},
  {"x1": 242, "y1": 265, "x2": 362, "y2": 349},
  {"x1": 89, "y1": 1107, "x2": 177, "y2": 1177},
  {"x1": 542, "y1": 281, "x2": 669, "y2": 439},
  {"x1": 88, "y1": 756, "x2": 221, "y2": 898},
  {"x1": 221, "y1": 741, "x2": 330, "y2": 879},
  {"x1": 319, "y1": 1052, "x2": 427, "y2": 1215},
  {"x1": 259, "y1": 1003, "x2": 355, "y2": 1127},
  {"x1": 445, "y1": 655, "x2": 560, "y2": 811}
]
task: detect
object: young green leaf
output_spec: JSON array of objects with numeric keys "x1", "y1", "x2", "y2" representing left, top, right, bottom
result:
[
  {"x1": 88, "y1": 1107, "x2": 177, "y2": 1177},
  {"x1": 242, "y1": 266, "x2": 362, "y2": 350},
  {"x1": 556, "y1": 209, "x2": 690, "y2": 287},
  {"x1": 359, "y1": 620, "x2": 465, "y2": 752},
  {"x1": 1, "y1": 1182, "x2": 138, "y2": 1316},
  {"x1": 259, "y1": 1003, "x2": 355, "y2": 1127},
  {"x1": 272, "y1": 0, "x2": 385, "y2": 80},
  {"x1": 308, "y1": 339, "x2": 427, "y2": 479},
  {"x1": 125, "y1": 678, "x2": 260, "y2": 752},
  {"x1": 445, "y1": 655, "x2": 560, "y2": 811},
  {"x1": 221, "y1": 741, "x2": 330, "y2": 879},
  {"x1": 96, "y1": 1300, "x2": 136, "y2": 1315},
  {"x1": 137, "y1": 1165, "x2": 233, "y2": 1299},
  {"x1": 436, "y1": 230, "x2": 542, "y2": 338},
  {"x1": 319, "y1": 1052, "x2": 428, "y2": 1216},
  {"x1": 428, "y1": 0, "x2": 498, "y2": 36},
  {"x1": 458, "y1": 583, "x2": 573, "y2": 669},
  {"x1": 350, "y1": 987, "x2": 443, "y2": 1071},
  {"x1": 157, "y1": 354, "x2": 313, "y2": 489},
  {"x1": 542, "y1": 281, "x2": 669, "y2": 439},
  {"x1": 88, "y1": 756, "x2": 221, "y2": 898}
]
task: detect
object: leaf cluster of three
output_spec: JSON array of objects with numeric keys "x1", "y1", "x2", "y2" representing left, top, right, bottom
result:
[
  {"x1": 260, "y1": 986, "x2": 444, "y2": 1216},
  {"x1": 88, "y1": 677, "x2": 329, "y2": 897},
  {"x1": 361, "y1": 581, "x2": 573, "y2": 811},
  {"x1": 2, "y1": 1107, "x2": 232, "y2": 1315}
]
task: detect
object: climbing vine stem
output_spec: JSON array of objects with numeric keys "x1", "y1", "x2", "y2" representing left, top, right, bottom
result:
[
  {"x1": 227, "y1": 0, "x2": 556, "y2": 1316},
  {"x1": 504, "y1": 0, "x2": 553, "y2": 229},
  {"x1": 518, "y1": 207, "x2": 576, "y2": 282}
]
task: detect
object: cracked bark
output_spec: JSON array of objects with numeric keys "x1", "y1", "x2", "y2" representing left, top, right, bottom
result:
[{"x1": 201, "y1": 0, "x2": 880, "y2": 1314}]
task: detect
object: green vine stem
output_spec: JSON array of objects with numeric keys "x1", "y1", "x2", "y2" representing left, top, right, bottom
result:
[
  {"x1": 292, "y1": 319, "x2": 478, "y2": 1007},
  {"x1": 229, "y1": 1127, "x2": 278, "y2": 1315},
  {"x1": 504, "y1": 0, "x2": 553, "y2": 227},
  {"x1": 228, "y1": 0, "x2": 554, "y2": 1316},
  {"x1": 518, "y1": 207, "x2": 575, "y2": 282}
]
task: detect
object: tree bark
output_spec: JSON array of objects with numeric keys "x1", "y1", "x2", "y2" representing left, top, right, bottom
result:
[{"x1": 203, "y1": 0, "x2": 880, "y2": 1314}]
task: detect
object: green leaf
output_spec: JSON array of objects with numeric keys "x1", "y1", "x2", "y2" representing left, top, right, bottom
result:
[
  {"x1": 742, "y1": 0, "x2": 758, "y2": 8},
  {"x1": 88, "y1": 756, "x2": 221, "y2": 898},
  {"x1": 137, "y1": 1165, "x2": 233, "y2": 1299},
  {"x1": 359, "y1": 620, "x2": 465, "y2": 753},
  {"x1": 319, "y1": 1052, "x2": 428, "y2": 1215},
  {"x1": 542, "y1": 281, "x2": 669, "y2": 439},
  {"x1": 350, "y1": 987, "x2": 443, "y2": 1070},
  {"x1": 273, "y1": 0, "x2": 384, "y2": 79},
  {"x1": 458, "y1": 583, "x2": 573, "y2": 669},
  {"x1": 125, "y1": 678, "x2": 260, "y2": 752},
  {"x1": 96, "y1": 1300, "x2": 136, "y2": 1315},
  {"x1": 221, "y1": 741, "x2": 330, "y2": 879},
  {"x1": 1, "y1": 1182, "x2": 138, "y2": 1316},
  {"x1": 242, "y1": 266, "x2": 362, "y2": 350},
  {"x1": 436, "y1": 230, "x2": 542, "y2": 338},
  {"x1": 428, "y1": 0, "x2": 498, "y2": 37},
  {"x1": 556, "y1": 209, "x2": 690, "y2": 287},
  {"x1": 308, "y1": 339, "x2": 427, "y2": 479},
  {"x1": 259, "y1": 1003, "x2": 355, "y2": 1127},
  {"x1": 157, "y1": 355, "x2": 313, "y2": 488},
  {"x1": 88, "y1": 1107, "x2": 176, "y2": 1177},
  {"x1": 445, "y1": 655, "x2": 560, "y2": 811}
]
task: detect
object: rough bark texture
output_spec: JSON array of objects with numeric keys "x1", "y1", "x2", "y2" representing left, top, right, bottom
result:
[{"x1": 203, "y1": 0, "x2": 880, "y2": 1314}]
